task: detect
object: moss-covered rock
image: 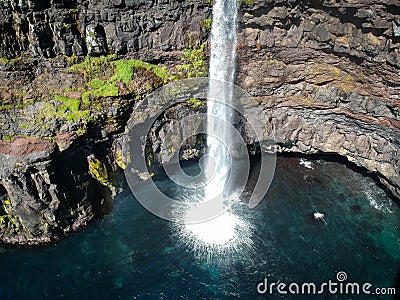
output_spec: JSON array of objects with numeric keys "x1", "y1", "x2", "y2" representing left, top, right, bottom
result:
[{"x1": 87, "y1": 154, "x2": 111, "y2": 188}]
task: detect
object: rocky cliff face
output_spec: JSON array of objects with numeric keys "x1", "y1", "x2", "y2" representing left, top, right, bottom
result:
[
  {"x1": 237, "y1": 0, "x2": 400, "y2": 201},
  {"x1": 0, "y1": 135, "x2": 115, "y2": 244},
  {"x1": 0, "y1": 0, "x2": 399, "y2": 245},
  {"x1": 0, "y1": 0, "x2": 211, "y2": 58}
]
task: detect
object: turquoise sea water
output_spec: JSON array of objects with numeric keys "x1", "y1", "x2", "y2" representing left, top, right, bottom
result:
[{"x1": 0, "y1": 156, "x2": 399, "y2": 299}]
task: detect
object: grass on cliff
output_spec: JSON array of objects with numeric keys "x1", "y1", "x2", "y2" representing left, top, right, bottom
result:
[
  {"x1": 20, "y1": 95, "x2": 91, "y2": 131},
  {"x1": 33, "y1": 95, "x2": 91, "y2": 124},
  {"x1": 54, "y1": 95, "x2": 91, "y2": 122},
  {"x1": 113, "y1": 59, "x2": 169, "y2": 84},
  {"x1": 16, "y1": 55, "x2": 171, "y2": 134},
  {"x1": 68, "y1": 55, "x2": 170, "y2": 105},
  {"x1": 68, "y1": 54, "x2": 116, "y2": 82},
  {"x1": 200, "y1": 18, "x2": 212, "y2": 30}
]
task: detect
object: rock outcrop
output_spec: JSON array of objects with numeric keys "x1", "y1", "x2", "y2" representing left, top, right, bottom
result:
[
  {"x1": 0, "y1": 134, "x2": 115, "y2": 244},
  {"x1": 0, "y1": 0, "x2": 399, "y2": 245}
]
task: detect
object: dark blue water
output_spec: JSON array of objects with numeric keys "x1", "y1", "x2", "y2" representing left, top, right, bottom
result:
[{"x1": 0, "y1": 156, "x2": 399, "y2": 299}]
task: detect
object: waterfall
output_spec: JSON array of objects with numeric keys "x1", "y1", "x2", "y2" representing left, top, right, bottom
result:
[
  {"x1": 181, "y1": 0, "x2": 254, "y2": 255},
  {"x1": 205, "y1": 0, "x2": 238, "y2": 202}
]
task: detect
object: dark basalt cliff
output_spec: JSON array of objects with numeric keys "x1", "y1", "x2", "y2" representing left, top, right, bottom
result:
[
  {"x1": 0, "y1": 0, "x2": 210, "y2": 58},
  {"x1": 0, "y1": 0, "x2": 399, "y2": 245}
]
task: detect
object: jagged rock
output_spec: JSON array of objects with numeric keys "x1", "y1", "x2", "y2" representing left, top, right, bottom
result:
[{"x1": 0, "y1": 136, "x2": 116, "y2": 245}]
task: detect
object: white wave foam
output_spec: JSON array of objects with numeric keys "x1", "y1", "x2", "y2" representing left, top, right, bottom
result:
[
  {"x1": 364, "y1": 188, "x2": 393, "y2": 213},
  {"x1": 299, "y1": 158, "x2": 314, "y2": 169}
]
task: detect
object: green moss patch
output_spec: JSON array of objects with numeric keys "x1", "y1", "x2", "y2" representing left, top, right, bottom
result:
[
  {"x1": 187, "y1": 98, "x2": 204, "y2": 108},
  {"x1": 176, "y1": 43, "x2": 208, "y2": 79},
  {"x1": 0, "y1": 200, "x2": 25, "y2": 232},
  {"x1": 55, "y1": 95, "x2": 81, "y2": 111},
  {"x1": 68, "y1": 55, "x2": 170, "y2": 105},
  {"x1": 68, "y1": 54, "x2": 116, "y2": 82}
]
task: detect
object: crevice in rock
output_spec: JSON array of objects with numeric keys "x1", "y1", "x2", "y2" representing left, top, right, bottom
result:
[{"x1": 0, "y1": 184, "x2": 7, "y2": 197}]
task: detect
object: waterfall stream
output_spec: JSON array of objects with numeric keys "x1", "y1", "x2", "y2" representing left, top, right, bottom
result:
[{"x1": 205, "y1": 0, "x2": 238, "y2": 202}]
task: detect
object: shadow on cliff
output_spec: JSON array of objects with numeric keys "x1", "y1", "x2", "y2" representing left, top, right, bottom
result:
[{"x1": 48, "y1": 127, "x2": 119, "y2": 229}]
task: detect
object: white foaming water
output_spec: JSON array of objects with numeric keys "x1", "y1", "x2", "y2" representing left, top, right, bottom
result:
[
  {"x1": 364, "y1": 186, "x2": 393, "y2": 213},
  {"x1": 185, "y1": 209, "x2": 241, "y2": 246},
  {"x1": 178, "y1": 202, "x2": 255, "y2": 265},
  {"x1": 299, "y1": 158, "x2": 314, "y2": 169}
]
